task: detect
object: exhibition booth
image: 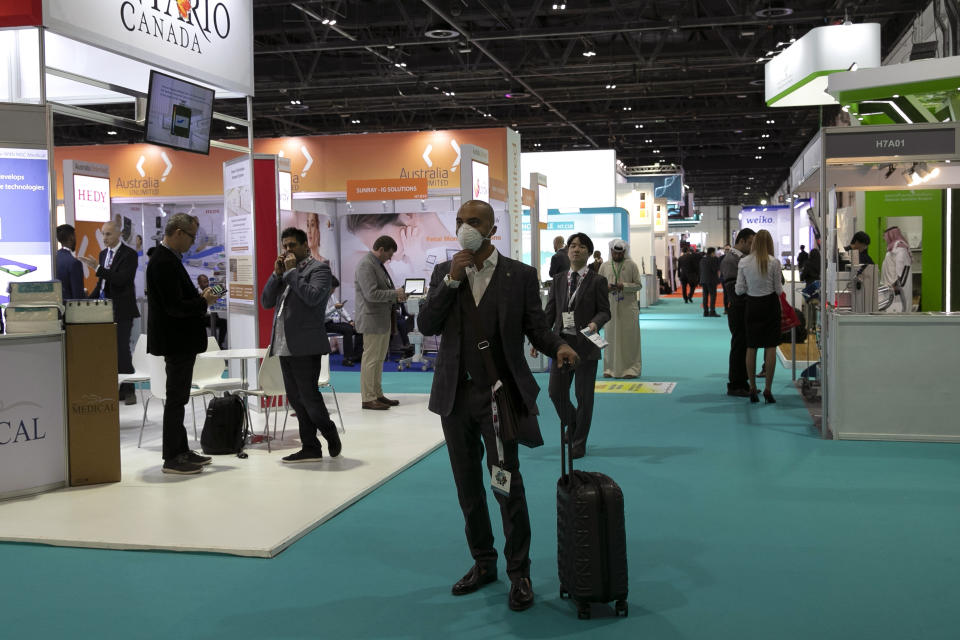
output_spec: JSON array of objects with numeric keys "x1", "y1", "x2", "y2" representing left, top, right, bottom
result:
[
  {"x1": 0, "y1": 1, "x2": 258, "y2": 500},
  {"x1": 791, "y1": 122, "x2": 958, "y2": 441}
]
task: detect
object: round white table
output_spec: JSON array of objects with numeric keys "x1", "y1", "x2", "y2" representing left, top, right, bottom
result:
[{"x1": 197, "y1": 347, "x2": 268, "y2": 389}]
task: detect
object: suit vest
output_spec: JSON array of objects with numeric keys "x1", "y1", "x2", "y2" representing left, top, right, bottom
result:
[{"x1": 458, "y1": 267, "x2": 510, "y2": 388}]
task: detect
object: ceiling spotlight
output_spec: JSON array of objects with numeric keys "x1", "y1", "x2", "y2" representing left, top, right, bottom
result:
[
  {"x1": 225, "y1": 125, "x2": 237, "y2": 130},
  {"x1": 106, "y1": 130, "x2": 117, "y2": 135},
  {"x1": 623, "y1": 106, "x2": 632, "y2": 111},
  {"x1": 424, "y1": 28, "x2": 459, "y2": 39},
  {"x1": 351, "y1": 119, "x2": 360, "y2": 124},
  {"x1": 552, "y1": 3, "x2": 567, "y2": 9},
  {"x1": 582, "y1": 50, "x2": 596, "y2": 57},
  {"x1": 760, "y1": 199, "x2": 768, "y2": 205},
  {"x1": 605, "y1": 84, "x2": 617, "y2": 90}
]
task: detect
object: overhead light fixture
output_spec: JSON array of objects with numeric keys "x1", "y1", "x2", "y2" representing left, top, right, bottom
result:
[
  {"x1": 605, "y1": 84, "x2": 617, "y2": 90},
  {"x1": 106, "y1": 130, "x2": 117, "y2": 135},
  {"x1": 425, "y1": 28, "x2": 459, "y2": 39},
  {"x1": 225, "y1": 125, "x2": 237, "y2": 130},
  {"x1": 760, "y1": 199, "x2": 768, "y2": 205},
  {"x1": 622, "y1": 106, "x2": 632, "y2": 111},
  {"x1": 351, "y1": 119, "x2": 360, "y2": 124},
  {"x1": 552, "y1": 3, "x2": 567, "y2": 9}
]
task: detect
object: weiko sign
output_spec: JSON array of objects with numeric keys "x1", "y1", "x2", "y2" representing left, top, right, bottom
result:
[{"x1": 41, "y1": 0, "x2": 254, "y2": 95}]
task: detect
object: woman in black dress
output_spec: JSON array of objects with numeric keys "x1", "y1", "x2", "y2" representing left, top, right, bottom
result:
[{"x1": 734, "y1": 230, "x2": 782, "y2": 403}]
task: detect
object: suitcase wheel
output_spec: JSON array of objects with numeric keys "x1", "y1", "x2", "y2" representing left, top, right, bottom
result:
[
  {"x1": 615, "y1": 600, "x2": 628, "y2": 617},
  {"x1": 559, "y1": 589, "x2": 569, "y2": 600},
  {"x1": 576, "y1": 602, "x2": 591, "y2": 619}
]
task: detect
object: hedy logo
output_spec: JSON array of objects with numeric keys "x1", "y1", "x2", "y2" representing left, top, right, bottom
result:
[
  {"x1": 0, "y1": 401, "x2": 45, "y2": 446},
  {"x1": 120, "y1": 0, "x2": 232, "y2": 54}
]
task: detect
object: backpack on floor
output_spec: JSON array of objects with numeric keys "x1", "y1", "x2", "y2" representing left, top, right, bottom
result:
[{"x1": 200, "y1": 392, "x2": 248, "y2": 458}]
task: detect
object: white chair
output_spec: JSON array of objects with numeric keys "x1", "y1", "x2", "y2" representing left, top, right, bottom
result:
[
  {"x1": 119, "y1": 334, "x2": 150, "y2": 404},
  {"x1": 191, "y1": 336, "x2": 243, "y2": 395},
  {"x1": 318, "y1": 354, "x2": 345, "y2": 434},
  {"x1": 236, "y1": 354, "x2": 287, "y2": 453},
  {"x1": 139, "y1": 353, "x2": 213, "y2": 447}
]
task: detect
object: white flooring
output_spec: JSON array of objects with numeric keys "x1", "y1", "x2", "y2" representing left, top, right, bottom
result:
[{"x1": 0, "y1": 391, "x2": 443, "y2": 558}]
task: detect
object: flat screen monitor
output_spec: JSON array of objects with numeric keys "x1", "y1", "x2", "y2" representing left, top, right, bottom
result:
[
  {"x1": 404, "y1": 278, "x2": 426, "y2": 295},
  {"x1": 73, "y1": 174, "x2": 111, "y2": 222},
  {"x1": 471, "y1": 160, "x2": 489, "y2": 201},
  {"x1": 144, "y1": 70, "x2": 215, "y2": 155}
]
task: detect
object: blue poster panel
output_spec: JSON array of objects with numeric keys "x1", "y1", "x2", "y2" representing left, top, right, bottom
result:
[{"x1": 0, "y1": 148, "x2": 52, "y2": 302}]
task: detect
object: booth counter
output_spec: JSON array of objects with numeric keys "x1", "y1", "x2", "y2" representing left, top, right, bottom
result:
[
  {"x1": 0, "y1": 331, "x2": 67, "y2": 500},
  {"x1": 638, "y1": 274, "x2": 659, "y2": 308},
  {"x1": 824, "y1": 310, "x2": 960, "y2": 441}
]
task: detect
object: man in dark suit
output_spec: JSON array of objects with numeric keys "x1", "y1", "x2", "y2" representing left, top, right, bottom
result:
[
  {"x1": 720, "y1": 228, "x2": 755, "y2": 397},
  {"x1": 418, "y1": 200, "x2": 579, "y2": 613},
  {"x1": 261, "y1": 227, "x2": 341, "y2": 464},
  {"x1": 548, "y1": 235, "x2": 569, "y2": 279},
  {"x1": 699, "y1": 247, "x2": 721, "y2": 317},
  {"x1": 677, "y1": 246, "x2": 698, "y2": 303},
  {"x1": 55, "y1": 224, "x2": 84, "y2": 299},
  {"x1": 80, "y1": 220, "x2": 140, "y2": 405},
  {"x1": 543, "y1": 232, "x2": 610, "y2": 459},
  {"x1": 146, "y1": 213, "x2": 221, "y2": 475}
]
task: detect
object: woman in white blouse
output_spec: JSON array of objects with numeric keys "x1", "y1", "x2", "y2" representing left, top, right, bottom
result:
[{"x1": 735, "y1": 229, "x2": 782, "y2": 403}]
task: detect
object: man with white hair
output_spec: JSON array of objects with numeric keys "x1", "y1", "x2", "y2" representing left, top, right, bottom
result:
[
  {"x1": 597, "y1": 239, "x2": 643, "y2": 378},
  {"x1": 80, "y1": 219, "x2": 140, "y2": 405}
]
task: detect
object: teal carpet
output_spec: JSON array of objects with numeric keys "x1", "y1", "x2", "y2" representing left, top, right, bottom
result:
[{"x1": 4, "y1": 300, "x2": 959, "y2": 639}]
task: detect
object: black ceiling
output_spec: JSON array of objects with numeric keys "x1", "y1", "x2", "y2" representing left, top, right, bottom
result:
[{"x1": 55, "y1": 0, "x2": 928, "y2": 206}]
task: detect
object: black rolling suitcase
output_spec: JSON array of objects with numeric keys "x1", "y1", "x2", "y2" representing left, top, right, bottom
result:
[{"x1": 556, "y1": 375, "x2": 628, "y2": 619}]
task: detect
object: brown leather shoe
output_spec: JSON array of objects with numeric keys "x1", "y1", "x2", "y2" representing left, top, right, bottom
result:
[
  {"x1": 508, "y1": 577, "x2": 534, "y2": 611},
  {"x1": 451, "y1": 563, "x2": 497, "y2": 596},
  {"x1": 361, "y1": 400, "x2": 390, "y2": 410},
  {"x1": 377, "y1": 396, "x2": 399, "y2": 406}
]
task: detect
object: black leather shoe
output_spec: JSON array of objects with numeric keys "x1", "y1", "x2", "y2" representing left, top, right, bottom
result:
[
  {"x1": 451, "y1": 564, "x2": 497, "y2": 596},
  {"x1": 508, "y1": 577, "x2": 534, "y2": 611},
  {"x1": 377, "y1": 396, "x2": 400, "y2": 406},
  {"x1": 341, "y1": 358, "x2": 355, "y2": 367},
  {"x1": 727, "y1": 387, "x2": 751, "y2": 397},
  {"x1": 325, "y1": 430, "x2": 342, "y2": 458},
  {"x1": 571, "y1": 444, "x2": 586, "y2": 459}
]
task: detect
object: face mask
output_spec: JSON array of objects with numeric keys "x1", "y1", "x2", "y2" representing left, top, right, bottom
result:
[{"x1": 457, "y1": 224, "x2": 487, "y2": 252}]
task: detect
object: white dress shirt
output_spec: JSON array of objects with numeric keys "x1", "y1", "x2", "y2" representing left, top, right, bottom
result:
[
  {"x1": 735, "y1": 254, "x2": 783, "y2": 297},
  {"x1": 446, "y1": 249, "x2": 499, "y2": 305}
]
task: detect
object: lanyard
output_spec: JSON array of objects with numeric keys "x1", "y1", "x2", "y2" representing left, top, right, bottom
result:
[
  {"x1": 489, "y1": 381, "x2": 506, "y2": 467},
  {"x1": 611, "y1": 261, "x2": 623, "y2": 285}
]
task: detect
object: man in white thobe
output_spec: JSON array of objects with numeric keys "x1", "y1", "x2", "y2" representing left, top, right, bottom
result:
[{"x1": 598, "y1": 239, "x2": 643, "y2": 378}]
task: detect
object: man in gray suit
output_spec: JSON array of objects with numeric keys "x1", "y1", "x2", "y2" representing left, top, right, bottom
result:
[
  {"x1": 354, "y1": 235, "x2": 407, "y2": 410},
  {"x1": 262, "y1": 227, "x2": 341, "y2": 463},
  {"x1": 419, "y1": 200, "x2": 579, "y2": 612}
]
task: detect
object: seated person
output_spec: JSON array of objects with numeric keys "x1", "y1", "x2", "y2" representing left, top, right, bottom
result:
[
  {"x1": 196, "y1": 274, "x2": 227, "y2": 347},
  {"x1": 325, "y1": 277, "x2": 362, "y2": 367}
]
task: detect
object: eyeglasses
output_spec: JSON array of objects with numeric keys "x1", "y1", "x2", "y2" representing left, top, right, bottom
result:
[{"x1": 178, "y1": 227, "x2": 196, "y2": 241}]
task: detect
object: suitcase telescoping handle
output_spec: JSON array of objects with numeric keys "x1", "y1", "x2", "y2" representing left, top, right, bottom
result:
[{"x1": 558, "y1": 364, "x2": 575, "y2": 482}]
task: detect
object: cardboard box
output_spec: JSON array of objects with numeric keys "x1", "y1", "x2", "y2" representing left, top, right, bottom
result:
[
  {"x1": 7, "y1": 280, "x2": 62, "y2": 305},
  {"x1": 65, "y1": 323, "x2": 121, "y2": 486}
]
